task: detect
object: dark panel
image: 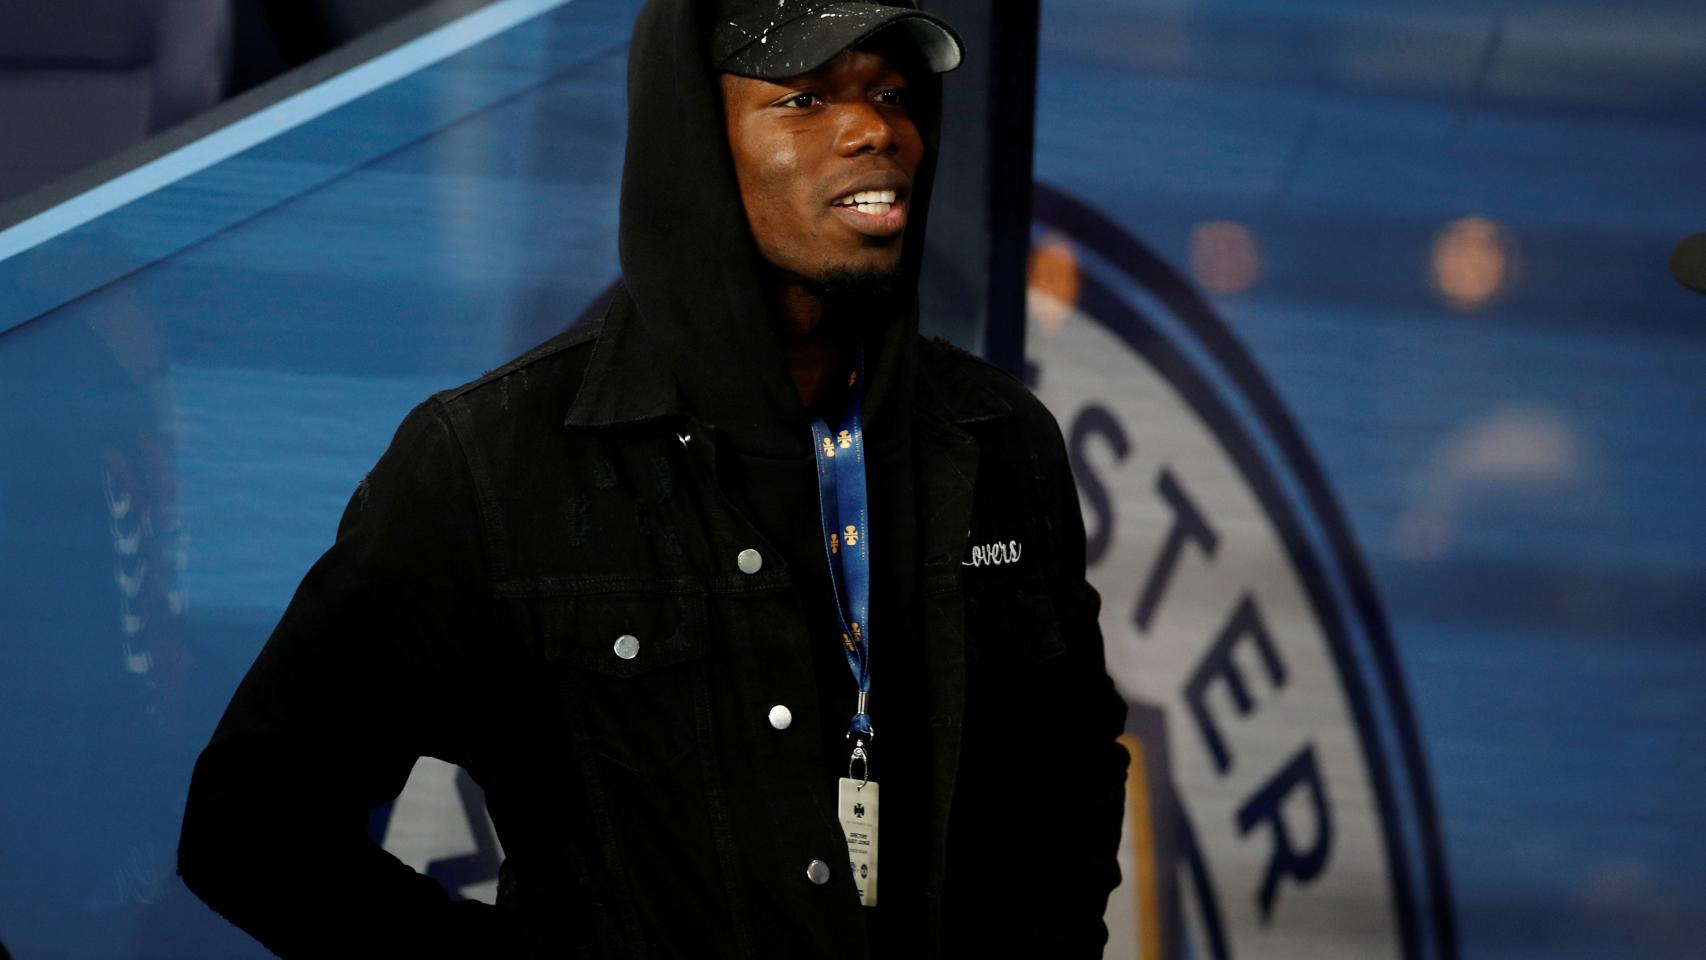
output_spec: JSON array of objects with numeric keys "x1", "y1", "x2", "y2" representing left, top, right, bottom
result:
[{"x1": 917, "y1": 0, "x2": 1038, "y2": 373}]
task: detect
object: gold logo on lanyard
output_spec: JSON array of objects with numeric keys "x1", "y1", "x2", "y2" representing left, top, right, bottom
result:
[{"x1": 844, "y1": 525, "x2": 859, "y2": 547}]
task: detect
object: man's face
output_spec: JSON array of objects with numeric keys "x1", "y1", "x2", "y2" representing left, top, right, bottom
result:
[{"x1": 720, "y1": 45, "x2": 925, "y2": 290}]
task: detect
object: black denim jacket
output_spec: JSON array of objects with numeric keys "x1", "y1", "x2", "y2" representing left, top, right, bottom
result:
[{"x1": 178, "y1": 304, "x2": 1128, "y2": 958}]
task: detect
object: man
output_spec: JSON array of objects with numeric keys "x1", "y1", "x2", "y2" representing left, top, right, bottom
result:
[{"x1": 177, "y1": 1, "x2": 1128, "y2": 956}]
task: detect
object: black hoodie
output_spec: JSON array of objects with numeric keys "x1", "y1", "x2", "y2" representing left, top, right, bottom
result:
[{"x1": 616, "y1": 0, "x2": 939, "y2": 456}]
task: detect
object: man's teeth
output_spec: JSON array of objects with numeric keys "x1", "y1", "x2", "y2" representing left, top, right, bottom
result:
[{"x1": 835, "y1": 190, "x2": 898, "y2": 215}]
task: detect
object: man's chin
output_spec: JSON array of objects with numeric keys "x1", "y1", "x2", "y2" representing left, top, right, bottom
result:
[{"x1": 806, "y1": 263, "x2": 904, "y2": 302}]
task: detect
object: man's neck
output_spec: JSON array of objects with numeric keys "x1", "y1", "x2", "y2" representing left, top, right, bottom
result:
[{"x1": 770, "y1": 277, "x2": 853, "y2": 411}]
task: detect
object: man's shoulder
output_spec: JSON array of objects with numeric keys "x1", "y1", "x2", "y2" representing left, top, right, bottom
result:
[
  {"x1": 915, "y1": 334, "x2": 1062, "y2": 443},
  {"x1": 427, "y1": 320, "x2": 603, "y2": 426}
]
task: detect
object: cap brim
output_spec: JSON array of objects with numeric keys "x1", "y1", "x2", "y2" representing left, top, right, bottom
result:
[{"x1": 721, "y1": 3, "x2": 963, "y2": 80}]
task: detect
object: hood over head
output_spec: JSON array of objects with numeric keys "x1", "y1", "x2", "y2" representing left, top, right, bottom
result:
[{"x1": 616, "y1": 0, "x2": 949, "y2": 457}]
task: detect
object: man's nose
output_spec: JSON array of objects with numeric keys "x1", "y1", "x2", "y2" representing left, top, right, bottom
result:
[{"x1": 834, "y1": 102, "x2": 897, "y2": 156}]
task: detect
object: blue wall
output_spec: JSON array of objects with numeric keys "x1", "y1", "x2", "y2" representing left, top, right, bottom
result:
[{"x1": 1033, "y1": 1, "x2": 1706, "y2": 957}]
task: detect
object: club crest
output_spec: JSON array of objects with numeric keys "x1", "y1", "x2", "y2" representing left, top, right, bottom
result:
[{"x1": 1025, "y1": 184, "x2": 1456, "y2": 960}]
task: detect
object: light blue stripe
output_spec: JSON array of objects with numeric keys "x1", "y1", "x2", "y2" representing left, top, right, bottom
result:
[{"x1": 0, "y1": 0, "x2": 576, "y2": 265}]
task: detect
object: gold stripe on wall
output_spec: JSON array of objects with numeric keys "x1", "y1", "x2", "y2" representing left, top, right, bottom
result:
[{"x1": 1119, "y1": 733, "x2": 1162, "y2": 960}]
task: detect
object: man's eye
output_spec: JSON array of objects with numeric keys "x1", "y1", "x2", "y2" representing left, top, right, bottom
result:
[
  {"x1": 785, "y1": 93, "x2": 818, "y2": 108},
  {"x1": 876, "y1": 89, "x2": 906, "y2": 105}
]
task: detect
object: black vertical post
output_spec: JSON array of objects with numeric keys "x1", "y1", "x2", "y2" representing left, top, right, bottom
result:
[{"x1": 917, "y1": 0, "x2": 1040, "y2": 376}]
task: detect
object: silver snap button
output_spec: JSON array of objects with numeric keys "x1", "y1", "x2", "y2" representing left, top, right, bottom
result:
[
  {"x1": 737, "y1": 548, "x2": 763, "y2": 575},
  {"x1": 613, "y1": 634, "x2": 639, "y2": 660},
  {"x1": 768, "y1": 704, "x2": 793, "y2": 731},
  {"x1": 806, "y1": 859, "x2": 831, "y2": 885}
]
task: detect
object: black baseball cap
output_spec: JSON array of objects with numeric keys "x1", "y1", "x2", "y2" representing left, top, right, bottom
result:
[{"x1": 712, "y1": 0, "x2": 963, "y2": 80}]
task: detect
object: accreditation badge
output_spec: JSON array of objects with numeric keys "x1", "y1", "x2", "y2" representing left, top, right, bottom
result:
[{"x1": 837, "y1": 776, "x2": 879, "y2": 906}]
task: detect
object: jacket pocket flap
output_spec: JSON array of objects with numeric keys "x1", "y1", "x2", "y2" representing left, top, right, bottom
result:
[{"x1": 541, "y1": 591, "x2": 709, "y2": 677}]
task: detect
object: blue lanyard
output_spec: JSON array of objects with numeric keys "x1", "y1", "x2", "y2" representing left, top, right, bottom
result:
[{"x1": 810, "y1": 363, "x2": 874, "y2": 744}]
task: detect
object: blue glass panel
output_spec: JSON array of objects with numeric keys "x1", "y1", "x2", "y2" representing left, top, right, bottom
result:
[{"x1": 0, "y1": 1, "x2": 639, "y2": 955}]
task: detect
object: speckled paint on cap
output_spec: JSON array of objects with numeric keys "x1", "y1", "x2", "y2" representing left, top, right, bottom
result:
[{"x1": 713, "y1": 0, "x2": 962, "y2": 79}]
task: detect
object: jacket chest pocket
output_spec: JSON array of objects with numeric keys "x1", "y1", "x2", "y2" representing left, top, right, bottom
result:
[{"x1": 536, "y1": 587, "x2": 711, "y2": 779}]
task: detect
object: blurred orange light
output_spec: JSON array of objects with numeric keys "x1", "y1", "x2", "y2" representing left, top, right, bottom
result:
[
  {"x1": 1027, "y1": 233, "x2": 1081, "y2": 333},
  {"x1": 1432, "y1": 216, "x2": 1513, "y2": 312},
  {"x1": 1189, "y1": 220, "x2": 1261, "y2": 296}
]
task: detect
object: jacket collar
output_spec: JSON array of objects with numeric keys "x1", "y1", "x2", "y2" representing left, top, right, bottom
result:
[
  {"x1": 562, "y1": 290, "x2": 689, "y2": 430},
  {"x1": 914, "y1": 336, "x2": 1013, "y2": 429},
  {"x1": 565, "y1": 299, "x2": 1013, "y2": 432}
]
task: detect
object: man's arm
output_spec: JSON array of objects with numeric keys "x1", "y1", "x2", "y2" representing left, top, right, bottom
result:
[
  {"x1": 178, "y1": 400, "x2": 502, "y2": 956},
  {"x1": 1037, "y1": 413, "x2": 1131, "y2": 954}
]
